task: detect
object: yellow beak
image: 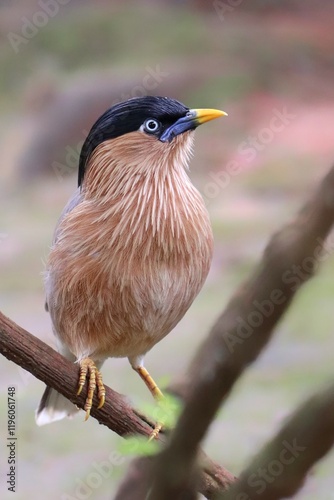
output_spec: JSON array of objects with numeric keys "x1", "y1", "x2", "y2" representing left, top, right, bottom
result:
[{"x1": 191, "y1": 108, "x2": 228, "y2": 125}]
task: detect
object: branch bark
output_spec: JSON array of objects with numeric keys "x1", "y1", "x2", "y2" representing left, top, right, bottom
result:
[
  {"x1": 0, "y1": 310, "x2": 151, "y2": 436},
  {"x1": 0, "y1": 310, "x2": 235, "y2": 498},
  {"x1": 220, "y1": 382, "x2": 334, "y2": 499},
  {"x1": 147, "y1": 164, "x2": 334, "y2": 499}
]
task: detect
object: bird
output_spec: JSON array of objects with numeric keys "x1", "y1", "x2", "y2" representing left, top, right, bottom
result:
[{"x1": 36, "y1": 95, "x2": 226, "y2": 431}]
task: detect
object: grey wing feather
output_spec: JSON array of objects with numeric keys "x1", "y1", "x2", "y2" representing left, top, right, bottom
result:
[
  {"x1": 53, "y1": 187, "x2": 83, "y2": 244},
  {"x1": 44, "y1": 187, "x2": 83, "y2": 311}
]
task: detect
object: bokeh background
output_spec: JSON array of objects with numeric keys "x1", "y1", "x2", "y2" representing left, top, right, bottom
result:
[{"x1": 1, "y1": 1, "x2": 334, "y2": 498}]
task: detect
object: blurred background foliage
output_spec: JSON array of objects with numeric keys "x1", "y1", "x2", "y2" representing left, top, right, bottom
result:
[{"x1": 0, "y1": 1, "x2": 334, "y2": 499}]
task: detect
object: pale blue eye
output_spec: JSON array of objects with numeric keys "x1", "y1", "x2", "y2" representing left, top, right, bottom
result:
[{"x1": 144, "y1": 118, "x2": 160, "y2": 133}]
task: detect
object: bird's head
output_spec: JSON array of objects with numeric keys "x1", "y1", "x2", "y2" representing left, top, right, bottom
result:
[{"x1": 78, "y1": 96, "x2": 227, "y2": 188}]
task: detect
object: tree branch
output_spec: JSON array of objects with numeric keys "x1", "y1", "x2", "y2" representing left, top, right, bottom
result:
[
  {"x1": 220, "y1": 382, "x2": 334, "y2": 499},
  {"x1": 0, "y1": 310, "x2": 150, "y2": 436},
  {"x1": 147, "y1": 164, "x2": 334, "y2": 499},
  {"x1": 0, "y1": 310, "x2": 235, "y2": 498}
]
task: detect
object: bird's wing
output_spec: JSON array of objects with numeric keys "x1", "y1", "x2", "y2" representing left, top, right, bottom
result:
[
  {"x1": 44, "y1": 187, "x2": 83, "y2": 312},
  {"x1": 52, "y1": 187, "x2": 83, "y2": 245}
]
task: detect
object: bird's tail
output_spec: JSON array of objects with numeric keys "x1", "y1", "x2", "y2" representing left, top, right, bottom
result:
[
  {"x1": 35, "y1": 333, "x2": 81, "y2": 425},
  {"x1": 35, "y1": 385, "x2": 79, "y2": 426}
]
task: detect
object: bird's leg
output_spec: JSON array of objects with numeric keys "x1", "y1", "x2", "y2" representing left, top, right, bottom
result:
[
  {"x1": 135, "y1": 366, "x2": 164, "y2": 400},
  {"x1": 77, "y1": 358, "x2": 106, "y2": 421},
  {"x1": 134, "y1": 366, "x2": 164, "y2": 440}
]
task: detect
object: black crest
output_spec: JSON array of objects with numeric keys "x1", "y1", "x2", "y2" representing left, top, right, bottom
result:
[{"x1": 78, "y1": 96, "x2": 189, "y2": 186}]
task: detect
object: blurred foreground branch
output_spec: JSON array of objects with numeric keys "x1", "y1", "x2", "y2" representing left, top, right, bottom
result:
[
  {"x1": 145, "y1": 163, "x2": 334, "y2": 499},
  {"x1": 221, "y1": 382, "x2": 334, "y2": 499}
]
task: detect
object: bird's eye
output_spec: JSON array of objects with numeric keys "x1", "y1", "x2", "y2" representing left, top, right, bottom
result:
[{"x1": 143, "y1": 118, "x2": 160, "y2": 134}]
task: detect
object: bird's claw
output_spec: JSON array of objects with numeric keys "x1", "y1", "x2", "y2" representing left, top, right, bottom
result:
[
  {"x1": 148, "y1": 422, "x2": 163, "y2": 441},
  {"x1": 77, "y1": 358, "x2": 105, "y2": 420}
]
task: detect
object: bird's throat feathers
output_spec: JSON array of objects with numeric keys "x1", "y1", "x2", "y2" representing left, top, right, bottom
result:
[
  {"x1": 83, "y1": 131, "x2": 194, "y2": 201},
  {"x1": 72, "y1": 130, "x2": 212, "y2": 261}
]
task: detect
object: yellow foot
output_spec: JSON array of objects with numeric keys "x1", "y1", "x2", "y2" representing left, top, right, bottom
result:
[
  {"x1": 77, "y1": 358, "x2": 106, "y2": 421},
  {"x1": 148, "y1": 422, "x2": 163, "y2": 441}
]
